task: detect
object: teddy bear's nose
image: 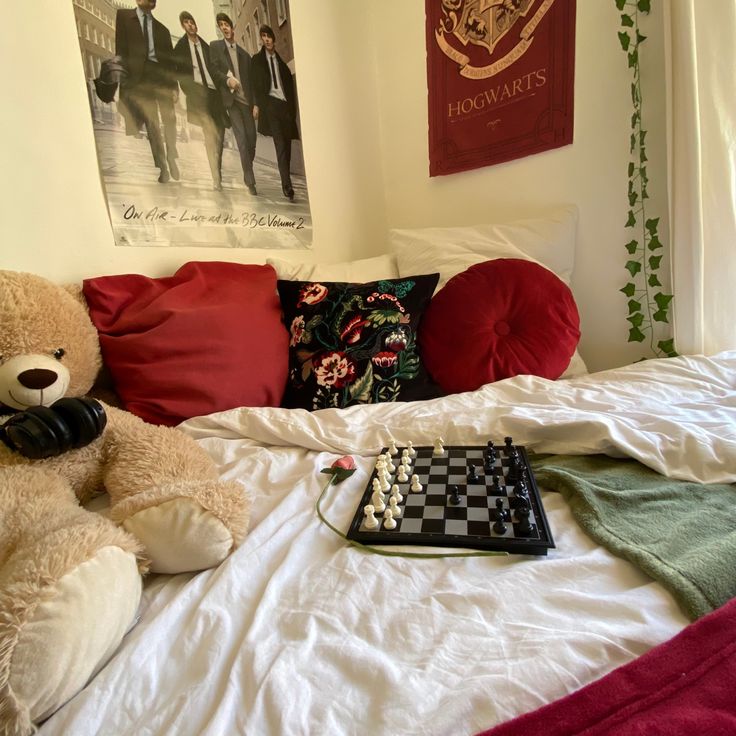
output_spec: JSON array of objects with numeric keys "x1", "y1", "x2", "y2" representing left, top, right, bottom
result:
[{"x1": 17, "y1": 368, "x2": 58, "y2": 390}]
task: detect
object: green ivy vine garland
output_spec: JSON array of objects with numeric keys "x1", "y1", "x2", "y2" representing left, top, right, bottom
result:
[{"x1": 615, "y1": 0, "x2": 676, "y2": 358}]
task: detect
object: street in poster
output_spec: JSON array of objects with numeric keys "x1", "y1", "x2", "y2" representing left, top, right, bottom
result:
[
  {"x1": 74, "y1": 0, "x2": 311, "y2": 248},
  {"x1": 426, "y1": 0, "x2": 576, "y2": 176}
]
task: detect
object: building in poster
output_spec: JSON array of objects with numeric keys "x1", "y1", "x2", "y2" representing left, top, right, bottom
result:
[
  {"x1": 72, "y1": 0, "x2": 311, "y2": 248},
  {"x1": 426, "y1": 0, "x2": 576, "y2": 176}
]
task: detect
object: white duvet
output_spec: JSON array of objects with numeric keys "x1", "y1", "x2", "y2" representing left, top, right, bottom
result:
[{"x1": 40, "y1": 354, "x2": 736, "y2": 736}]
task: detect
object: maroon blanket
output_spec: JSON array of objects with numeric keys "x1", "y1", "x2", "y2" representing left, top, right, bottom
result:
[{"x1": 477, "y1": 597, "x2": 736, "y2": 736}]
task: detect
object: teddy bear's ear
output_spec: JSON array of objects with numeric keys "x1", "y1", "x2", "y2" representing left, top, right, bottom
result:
[{"x1": 63, "y1": 283, "x2": 89, "y2": 309}]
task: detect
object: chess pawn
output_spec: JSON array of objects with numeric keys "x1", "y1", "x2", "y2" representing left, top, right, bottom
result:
[
  {"x1": 390, "y1": 483, "x2": 403, "y2": 503},
  {"x1": 363, "y1": 504, "x2": 379, "y2": 529},
  {"x1": 388, "y1": 439, "x2": 398, "y2": 456},
  {"x1": 401, "y1": 448, "x2": 411, "y2": 466},
  {"x1": 407, "y1": 440, "x2": 416, "y2": 457},
  {"x1": 389, "y1": 496, "x2": 402, "y2": 518},
  {"x1": 383, "y1": 508, "x2": 397, "y2": 530},
  {"x1": 410, "y1": 474, "x2": 423, "y2": 493},
  {"x1": 386, "y1": 457, "x2": 396, "y2": 474},
  {"x1": 396, "y1": 464, "x2": 409, "y2": 483},
  {"x1": 371, "y1": 489, "x2": 386, "y2": 513}
]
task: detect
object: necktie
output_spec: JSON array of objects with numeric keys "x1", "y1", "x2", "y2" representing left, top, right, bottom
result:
[
  {"x1": 143, "y1": 14, "x2": 151, "y2": 58},
  {"x1": 194, "y1": 44, "x2": 208, "y2": 87},
  {"x1": 270, "y1": 55, "x2": 278, "y2": 90}
]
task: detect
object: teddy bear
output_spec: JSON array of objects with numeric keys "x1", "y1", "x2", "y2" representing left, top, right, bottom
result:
[{"x1": 0, "y1": 270, "x2": 250, "y2": 735}]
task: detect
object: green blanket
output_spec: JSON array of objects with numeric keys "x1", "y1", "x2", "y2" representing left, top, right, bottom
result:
[{"x1": 531, "y1": 455, "x2": 736, "y2": 620}]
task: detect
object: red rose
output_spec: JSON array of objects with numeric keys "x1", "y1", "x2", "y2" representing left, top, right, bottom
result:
[{"x1": 320, "y1": 455, "x2": 357, "y2": 484}]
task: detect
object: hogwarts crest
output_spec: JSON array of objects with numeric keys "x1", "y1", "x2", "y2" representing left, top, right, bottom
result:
[{"x1": 436, "y1": 0, "x2": 556, "y2": 79}]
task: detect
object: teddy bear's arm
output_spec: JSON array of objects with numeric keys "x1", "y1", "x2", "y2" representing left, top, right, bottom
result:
[{"x1": 100, "y1": 405, "x2": 250, "y2": 574}]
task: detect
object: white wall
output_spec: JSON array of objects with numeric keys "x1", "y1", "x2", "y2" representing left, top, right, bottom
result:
[{"x1": 0, "y1": 1, "x2": 669, "y2": 373}]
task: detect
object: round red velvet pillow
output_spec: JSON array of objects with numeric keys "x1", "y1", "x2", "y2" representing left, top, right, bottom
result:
[{"x1": 418, "y1": 258, "x2": 580, "y2": 394}]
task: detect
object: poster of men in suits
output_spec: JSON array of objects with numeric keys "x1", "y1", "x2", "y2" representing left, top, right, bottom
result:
[{"x1": 74, "y1": 0, "x2": 311, "y2": 249}]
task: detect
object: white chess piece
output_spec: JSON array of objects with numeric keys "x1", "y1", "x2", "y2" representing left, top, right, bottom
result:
[
  {"x1": 372, "y1": 477, "x2": 383, "y2": 496},
  {"x1": 410, "y1": 474, "x2": 423, "y2": 492},
  {"x1": 433, "y1": 437, "x2": 445, "y2": 456},
  {"x1": 396, "y1": 465, "x2": 409, "y2": 483},
  {"x1": 383, "y1": 508, "x2": 397, "y2": 530},
  {"x1": 390, "y1": 483, "x2": 403, "y2": 503},
  {"x1": 389, "y1": 496, "x2": 402, "y2": 518},
  {"x1": 388, "y1": 439, "x2": 398, "y2": 456},
  {"x1": 386, "y1": 457, "x2": 396, "y2": 474},
  {"x1": 407, "y1": 440, "x2": 416, "y2": 457},
  {"x1": 371, "y1": 490, "x2": 386, "y2": 513},
  {"x1": 379, "y1": 469, "x2": 391, "y2": 493},
  {"x1": 363, "y1": 504, "x2": 379, "y2": 529}
]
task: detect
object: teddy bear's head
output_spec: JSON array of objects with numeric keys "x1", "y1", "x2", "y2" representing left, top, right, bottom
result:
[{"x1": 0, "y1": 270, "x2": 101, "y2": 410}]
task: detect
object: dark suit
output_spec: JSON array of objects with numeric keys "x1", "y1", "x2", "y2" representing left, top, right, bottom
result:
[
  {"x1": 210, "y1": 39, "x2": 258, "y2": 190},
  {"x1": 115, "y1": 8, "x2": 178, "y2": 178},
  {"x1": 173, "y1": 35, "x2": 228, "y2": 188},
  {"x1": 252, "y1": 46, "x2": 299, "y2": 198}
]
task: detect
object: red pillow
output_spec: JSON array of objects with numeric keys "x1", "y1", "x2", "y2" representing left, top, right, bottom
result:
[
  {"x1": 418, "y1": 259, "x2": 580, "y2": 394},
  {"x1": 83, "y1": 261, "x2": 288, "y2": 425}
]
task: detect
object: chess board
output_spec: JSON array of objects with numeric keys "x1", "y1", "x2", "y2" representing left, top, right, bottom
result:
[{"x1": 346, "y1": 442, "x2": 555, "y2": 555}]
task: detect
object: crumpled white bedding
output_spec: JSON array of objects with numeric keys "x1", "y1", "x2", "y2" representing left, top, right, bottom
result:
[{"x1": 40, "y1": 354, "x2": 736, "y2": 735}]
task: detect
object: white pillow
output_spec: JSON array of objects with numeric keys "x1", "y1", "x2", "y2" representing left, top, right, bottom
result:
[
  {"x1": 266, "y1": 254, "x2": 398, "y2": 282},
  {"x1": 389, "y1": 207, "x2": 588, "y2": 378},
  {"x1": 389, "y1": 205, "x2": 578, "y2": 289}
]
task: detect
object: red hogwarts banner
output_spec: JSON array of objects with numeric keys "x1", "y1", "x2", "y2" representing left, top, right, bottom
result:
[{"x1": 426, "y1": 0, "x2": 576, "y2": 176}]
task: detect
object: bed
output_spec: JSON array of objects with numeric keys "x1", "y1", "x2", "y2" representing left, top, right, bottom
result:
[
  {"x1": 31, "y1": 208, "x2": 736, "y2": 733},
  {"x1": 37, "y1": 348, "x2": 736, "y2": 735}
]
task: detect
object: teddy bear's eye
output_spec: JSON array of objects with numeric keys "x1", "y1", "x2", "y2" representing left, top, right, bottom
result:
[{"x1": 53, "y1": 348, "x2": 65, "y2": 360}]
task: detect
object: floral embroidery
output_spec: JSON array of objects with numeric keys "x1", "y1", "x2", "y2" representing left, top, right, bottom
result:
[
  {"x1": 289, "y1": 315, "x2": 305, "y2": 347},
  {"x1": 313, "y1": 351, "x2": 357, "y2": 388},
  {"x1": 278, "y1": 275, "x2": 439, "y2": 410},
  {"x1": 297, "y1": 282, "x2": 328, "y2": 307}
]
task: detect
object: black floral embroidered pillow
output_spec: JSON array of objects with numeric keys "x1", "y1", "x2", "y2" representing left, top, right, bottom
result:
[{"x1": 277, "y1": 274, "x2": 440, "y2": 410}]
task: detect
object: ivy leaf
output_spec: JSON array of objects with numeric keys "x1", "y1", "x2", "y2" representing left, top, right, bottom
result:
[
  {"x1": 637, "y1": 31, "x2": 648, "y2": 44},
  {"x1": 349, "y1": 363, "x2": 374, "y2": 402},
  {"x1": 648, "y1": 274, "x2": 662, "y2": 287},
  {"x1": 627, "y1": 299, "x2": 642, "y2": 314},
  {"x1": 630, "y1": 134, "x2": 637, "y2": 154},
  {"x1": 640, "y1": 148, "x2": 648, "y2": 163},
  {"x1": 630, "y1": 83, "x2": 638, "y2": 104},
  {"x1": 619, "y1": 31, "x2": 631, "y2": 51},
  {"x1": 653, "y1": 310, "x2": 670, "y2": 323},
  {"x1": 621, "y1": 13, "x2": 634, "y2": 27},
  {"x1": 627, "y1": 312, "x2": 644, "y2": 327},
  {"x1": 615, "y1": 0, "x2": 626, "y2": 9},
  {"x1": 654, "y1": 293, "x2": 674, "y2": 311},
  {"x1": 649, "y1": 254, "x2": 662, "y2": 270},
  {"x1": 628, "y1": 326, "x2": 646, "y2": 343},
  {"x1": 648, "y1": 235, "x2": 662, "y2": 250},
  {"x1": 626, "y1": 260, "x2": 642, "y2": 277},
  {"x1": 620, "y1": 282, "x2": 637, "y2": 298},
  {"x1": 628, "y1": 161, "x2": 635, "y2": 177},
  {"x1": 628, "y1": 191, "x2": 638, "y2": 206},
  {"x1": 637, "y1": 0, "x2": 651, "y2": 12},
  {"x1": 628, "y1": 49, "x2": 639, "y2": 68},
  {"x1": 631, "y1": 112, "x2": 639, "y2": 129},
  {"x1": 658, "y1": 338, "x2": 677, "y2": 356},
  {"x1": 626, "y1": 210, "x2": 637, "y2": 227},
  {"x1": 645, "y1": 217, "x2": 660, "y2": 234},
  {"x1": 625, "y1": 239, "x2": 639, "y2": 254},
  {"x1": 641, "y1": 187, "x2": 649, "y2": 199},
  {"x1": 639, "y1": 130, "x2": 647, "y2": 146}
]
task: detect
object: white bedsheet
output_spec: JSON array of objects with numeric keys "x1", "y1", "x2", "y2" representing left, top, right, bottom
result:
[{"x1": 40, "y1": 354, "x2": 736, "y2": 735}]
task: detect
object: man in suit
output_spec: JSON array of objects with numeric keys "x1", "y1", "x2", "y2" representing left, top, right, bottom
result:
[
  {"x1": 210, "y1": 13, "x2": 258, "y2": 196},
  {"x1": 251, "y1": 25, "x2": 299, "y2": 201},
  {"x1": 114, "y1": 0, "x2": 179, "y2": 183},
  {"x1": 173, "y1": 11, "x2": 228, "y2": 191}
]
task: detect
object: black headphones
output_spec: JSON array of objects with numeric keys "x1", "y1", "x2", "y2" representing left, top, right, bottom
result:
[{"x1": 0, "y1": 397, "x2": 107, "y2": 460}]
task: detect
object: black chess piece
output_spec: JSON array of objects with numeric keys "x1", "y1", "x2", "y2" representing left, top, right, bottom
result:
[
  {"x1": 504, "y1": 436, "x2": 514, "y2": 454},
  {"x1": 449, "y1": 485, "x2": 461, "y2": 505},
  {"x1": 515, "y1": 504, "x2": 533, "y2": 535},
  {"x1": 514, "y1": 479, "x2": 529, "y2": 498},
  {"x1": 467, "y1": 463, "x2": 479, "y2": 483},
  {"x1": 492, "y1": 472, "x2": 502, "y2": 492}
]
